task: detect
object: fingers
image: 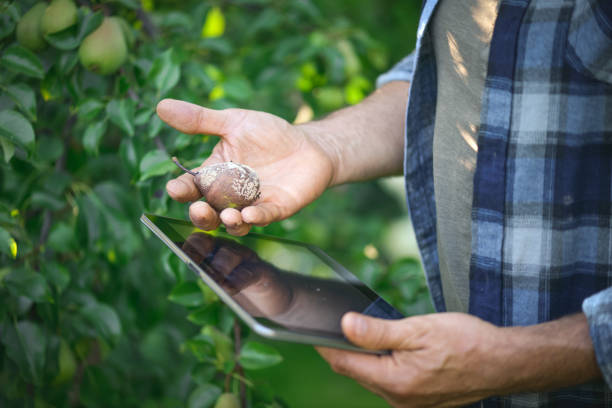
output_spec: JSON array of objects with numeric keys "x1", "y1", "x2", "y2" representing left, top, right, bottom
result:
[
  {"x1": 189, "y1": 201, "x2": 221, "y2": 230},
  {"x1": 341, "y1": 312, "x2": 421, "y2": 351},
  {"x1": 156, "y1": 99, "x2": 232, "y2": 136},
  {"x1": 315, "y1": 347, "x2": 383, "y2": 391},
  {"x1": 220, "y1": 208, "x2": 251, "y2": 236},
  {"x1": 241, "y1": 203, "x2": 281, "y2": 226},
  {"x1": 167, "y1": 171, "x2": 202, "y2": 203}
]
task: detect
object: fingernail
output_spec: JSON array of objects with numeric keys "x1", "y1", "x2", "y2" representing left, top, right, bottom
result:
[
  {"x1": 346, "y1": 313, "x2": 367, "y2": 337},
  {"x1": 167, "y1": 179, "x2": 185, "y2": 195}
]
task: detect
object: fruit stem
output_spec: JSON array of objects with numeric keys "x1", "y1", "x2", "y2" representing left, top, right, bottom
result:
[{"x1": 172, "y1": 157, "x2": 198, "y2": 176}]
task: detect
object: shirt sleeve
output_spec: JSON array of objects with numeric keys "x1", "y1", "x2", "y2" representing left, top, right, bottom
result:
[
  {"x1": 582, "y1": 286, "x2": 612, "y2": 388},
  {"x1": 375, "y1": 51, "x2": 417, "y2": 88}
]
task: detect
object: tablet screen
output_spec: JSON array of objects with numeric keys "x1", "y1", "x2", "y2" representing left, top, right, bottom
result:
[{"x1": 143, "y1": 214, "x2": 402, "y2": 339}]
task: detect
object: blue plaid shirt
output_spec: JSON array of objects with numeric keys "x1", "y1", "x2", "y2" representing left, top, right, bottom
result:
[{"x1": 378, "y1": 0, "x2": 612, "y2": 406}]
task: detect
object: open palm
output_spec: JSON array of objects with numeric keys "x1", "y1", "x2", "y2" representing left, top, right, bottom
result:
[{"x1": 157, "y1": 99, "x2": 335, "y2": 235}]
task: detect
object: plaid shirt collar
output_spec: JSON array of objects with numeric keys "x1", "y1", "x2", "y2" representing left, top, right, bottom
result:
[{"x1": 402, "y1": 0, "x2": 612, "y2": 405}]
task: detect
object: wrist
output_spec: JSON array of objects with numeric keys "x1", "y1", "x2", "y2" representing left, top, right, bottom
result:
[
  {"x1": 490, "y1": 314, "x2": 601, "y2": 394},
  {"x1": 296, "y1": 121, "x2": 344, "y2": 187}
]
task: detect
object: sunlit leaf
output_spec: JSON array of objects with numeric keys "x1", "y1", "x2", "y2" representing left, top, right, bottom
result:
[{"x1": 201, "y1": 6, "x2": 225, "y2": 38}]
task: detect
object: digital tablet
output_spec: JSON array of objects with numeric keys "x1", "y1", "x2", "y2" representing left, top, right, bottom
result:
[{"x1": 141, "y1": 213, "x2": 403, "y2": 354}]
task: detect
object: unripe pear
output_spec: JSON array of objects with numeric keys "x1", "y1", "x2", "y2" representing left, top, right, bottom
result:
[
  {"x1": 214, "y1": 393, "x2": 240, "y2": 408},
  {"x1": 78, "y1": 17, "x2": 127, "y2": 75},
  {"x1": 16, "y1": 2, "x2": 47, "y2": 51},
  {"x1": 172, "y1": 157, "x2": 261, "y2": 212},
  {"x1": 41, "y1": 0, "x2": 78, "y2": 35}
]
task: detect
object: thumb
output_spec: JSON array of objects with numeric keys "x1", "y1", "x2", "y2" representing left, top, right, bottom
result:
[
  {"x1": 341, "y1": 312, "x2": 416, "y2": 350},
  {"x1": 156, "y1": 99, "x2": 232, "y2": 136}
]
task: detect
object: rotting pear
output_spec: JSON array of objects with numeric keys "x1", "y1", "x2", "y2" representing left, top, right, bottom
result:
[
  {"x1": 16, "y1": 2, "x2": 47, "y2": 51},
  {"x1": 78, "y1": 17, "x2": 127, "y2": 75},
  {"x1": 172, "y1": 157, "x2": 261, "y2": 212},
  {"x1": 41, "y1": 0, "x2": 78, "y2": 35}
]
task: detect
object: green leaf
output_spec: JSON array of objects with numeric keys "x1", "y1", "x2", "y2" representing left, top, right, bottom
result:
[
  {"x1": 57, "y1": 51, "x2": 80, "y2": 75},
  {"x1": 44, "y1": 10, "x2": 104, "y2": 50},
  {"x1": 187, "y1": 383, "x2": 221, "y2": 408},
  {"x1": 148, "y1": 49, "x2": 181, "y2": 96},
  {"x1": 239, "y1": 341, "x2": 283, "y2": 370},
  {"x1": 223, "y1": 77, "x2": 253, "y2": 102},
  {"x1": 0, "y1": 136, "x2": 15, "y2": 162},
  {"x1": 1, "y1": 45, "x2": 44, "y2": 78},
  {"x1": 187, "y1": 304, "x2": 219, "y2": 326},
  {"x1": 80, "y1": 303, "x2": 122, "y2": 344},
  {"x1": 5, "y1": 84, "x2": 37, "y2": 122},
  {"x1": 138, "y1": 149, "x2": 175, "y2": 182},
  {"x1": 134, "y1": 107, "x2": 154, "y2": 126},
  {"x1": 106, "y1": 99, "x2": 135, "y2": 137},
  {"x1": 0, "y1": 321, "x2": 47, "y2": 385},
  {"x1": 168, "y1": 281, "x2": 205, "y2": 307},
  {"x1": 4, "y1": 269, "x2": 51, "y2": 303},
  {"x1": 191, "y1": 363, "x2": 217, "y2": 385},
  {"x1": 202, "y1": 325, "x2": 233, "y2": 367},
  {"x1": 0, "y1": 110, "x2": 35, "y2": 150},
  {"x1": 147, "y1": 114, "x2": 163, "y2": 138},
  {"x1": 83, "y1": 119, "x2": 108, "y2": 155},
  {"x1": 37, "y1": 136, "x2": 64, "y2": 162},
  {"x1": 42, "y1": 262, "x2": 71, "y2": 293},
  {"x1": 78, "y1": 99, "x2": 106, "y2": 121},
  {"x1": 111, "y1": 0, "x2": 140, "y2": 9},
  {"x1": 0, "y1": 226, "x2": 12, "y2": 255},
  {"x1": 30, "y1": 191, "x2": 66, "y2": 211},
  {"x1": 0, "y1": 4, "x2": 19, "y2": 40},
  {"x1": 47, "y1": 222, "x2": 75, "y2": 253}
]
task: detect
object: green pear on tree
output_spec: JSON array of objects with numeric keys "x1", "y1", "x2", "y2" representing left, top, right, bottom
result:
[
  {"x1": 78, "y1": 17, "x2": 128, "y2": 75},
  {"x1": 41, "y1": 0, "x2": 78, "y2": 35},
  {"x1": 16, "y1": 2, "x2": 47, "y2": 51}
]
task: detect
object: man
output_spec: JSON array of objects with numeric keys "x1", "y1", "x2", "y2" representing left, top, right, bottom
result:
[{"x1": 156, "y1": 0, "x2": 612, "y2": 406}]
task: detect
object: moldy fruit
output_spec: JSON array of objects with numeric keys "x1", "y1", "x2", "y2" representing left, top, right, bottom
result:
[{"x1": 172, "y1": 157, "x2": 260, "y2": 212}]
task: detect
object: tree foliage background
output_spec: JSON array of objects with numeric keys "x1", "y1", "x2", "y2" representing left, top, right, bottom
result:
[{"x1": 0, "y1": 0, "x2": 426, "y2": 406}]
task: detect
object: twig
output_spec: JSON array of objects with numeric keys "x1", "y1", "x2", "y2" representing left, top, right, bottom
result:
[
  {"x1": 233, "y1": 321, "x2": 247, "y2": 408},
  {"x1": 136, "y1": 8, "x2": 157, "y2": 37}
]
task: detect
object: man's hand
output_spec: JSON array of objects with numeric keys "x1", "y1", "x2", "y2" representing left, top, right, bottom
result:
[
  {"x1": 317, "y1": 313, "x2": 501, "y2": 408},
  {"x1": 317, "y1": 312, "x2": 601, "y2": 408},
  {"x1": 157, "y1": 82, "x2": 410, "y2": 236},
  {"x1": 157, "y1": 99, "x2": 336, "y2": 236}
]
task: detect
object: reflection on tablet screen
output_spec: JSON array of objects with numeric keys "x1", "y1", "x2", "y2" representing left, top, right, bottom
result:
[{"x1": 148, "y1": 214, "x2": 402, "y2": 338}]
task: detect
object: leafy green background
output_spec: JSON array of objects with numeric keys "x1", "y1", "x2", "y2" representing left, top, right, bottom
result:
[{"x1": 0, "y1": 0, "x2": 428, "y2": 407}]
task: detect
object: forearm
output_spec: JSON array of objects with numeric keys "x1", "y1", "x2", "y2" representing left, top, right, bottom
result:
[
  {"x1": 299, "y1": 81, "x2": 410, "y2": 186},
  {"x1": 493, "y1": 313, "x2": 602, "y2": 394}
]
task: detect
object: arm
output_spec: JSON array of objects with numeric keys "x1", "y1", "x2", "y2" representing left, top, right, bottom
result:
[
  {"x1": 317, "y1": 312, "x2": 603, "y2": 408},
  {"x1": 298, "y1": 81, "x2": 409, "y2": 186},
  {"x1": 156, "y1": 81, "x2": 409, "y2": 236}
]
